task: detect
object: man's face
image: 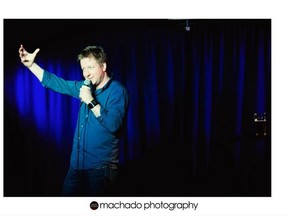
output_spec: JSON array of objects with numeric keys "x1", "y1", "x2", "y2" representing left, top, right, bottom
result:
[{"x1": 80, "y1": 57, "x2": 107, "y2": 86}]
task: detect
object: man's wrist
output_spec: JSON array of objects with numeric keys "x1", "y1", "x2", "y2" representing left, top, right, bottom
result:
[{"x1": 87, "y1": 99, "x2": 98, "y2": 109}]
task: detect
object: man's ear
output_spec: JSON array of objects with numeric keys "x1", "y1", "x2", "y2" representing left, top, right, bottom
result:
[{"x1": 102, "y1": 62, "x2": 107, "y2": 71}]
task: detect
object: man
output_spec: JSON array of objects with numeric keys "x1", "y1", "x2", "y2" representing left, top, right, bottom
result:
[{"x1": 19, "y1": 44, "x2": 129, "y2": 196}]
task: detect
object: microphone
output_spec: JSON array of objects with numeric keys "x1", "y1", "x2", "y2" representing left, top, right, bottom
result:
[
  {"x1": 83, "y1": 79, "x2": 94, "y2": 93},
  {"x1": 83, "y1": 79, "x2": 91, "y2": 87},
  {"x1": 80, "y1": 80, "x2": 92, "y2": 105}
]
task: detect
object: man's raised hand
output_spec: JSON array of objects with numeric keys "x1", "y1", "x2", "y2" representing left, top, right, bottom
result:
[{"x1": 19, "y1": 44, "x2": 40, "y2": 67}]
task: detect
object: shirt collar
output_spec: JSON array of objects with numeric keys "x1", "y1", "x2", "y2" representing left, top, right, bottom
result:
[{"x1": 95, "y1": 73, "x2": 113, "y2": 94}]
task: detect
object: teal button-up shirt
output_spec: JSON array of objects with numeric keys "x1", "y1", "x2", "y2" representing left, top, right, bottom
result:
[{"x1": 41, "y1": 70, "x2": 129, "y2": 169}]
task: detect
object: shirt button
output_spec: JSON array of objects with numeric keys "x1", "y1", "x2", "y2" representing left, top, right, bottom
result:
[
  {"x1": 81, "y1": 125, "x2": 84, "y2": 128},
  {"x1": 86, "y1": 115, "x2": 88, "y2": 118},
  {"x1": 78, "y1": 137, "x2": 80, "y2": 140}
]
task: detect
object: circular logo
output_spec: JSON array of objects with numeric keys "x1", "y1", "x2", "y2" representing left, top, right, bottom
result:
[{"x1": 90, "y1": 201, "x2": 99, "y2": 210}]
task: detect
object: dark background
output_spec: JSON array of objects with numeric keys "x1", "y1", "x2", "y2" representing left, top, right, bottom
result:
[{"x1": 4, "y1": 19, "x2": 271, "y2": 196}]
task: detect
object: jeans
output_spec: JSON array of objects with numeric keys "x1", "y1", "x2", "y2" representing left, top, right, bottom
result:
[{"x1": 61, "y1": 165, "x2": 118, "y2": 196}]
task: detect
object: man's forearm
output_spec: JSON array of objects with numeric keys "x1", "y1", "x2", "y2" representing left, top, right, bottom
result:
[
  {"x1": 27, "y1": 63, "x2": 44, "y2": 82},
  {"x1": 90, "y1": 104, "x2": 101, "y2": 117}
]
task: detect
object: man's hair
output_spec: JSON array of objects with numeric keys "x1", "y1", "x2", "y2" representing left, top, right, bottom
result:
[{"x1": 77, "y1": 45, "x2": 108, "y2": 65}]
